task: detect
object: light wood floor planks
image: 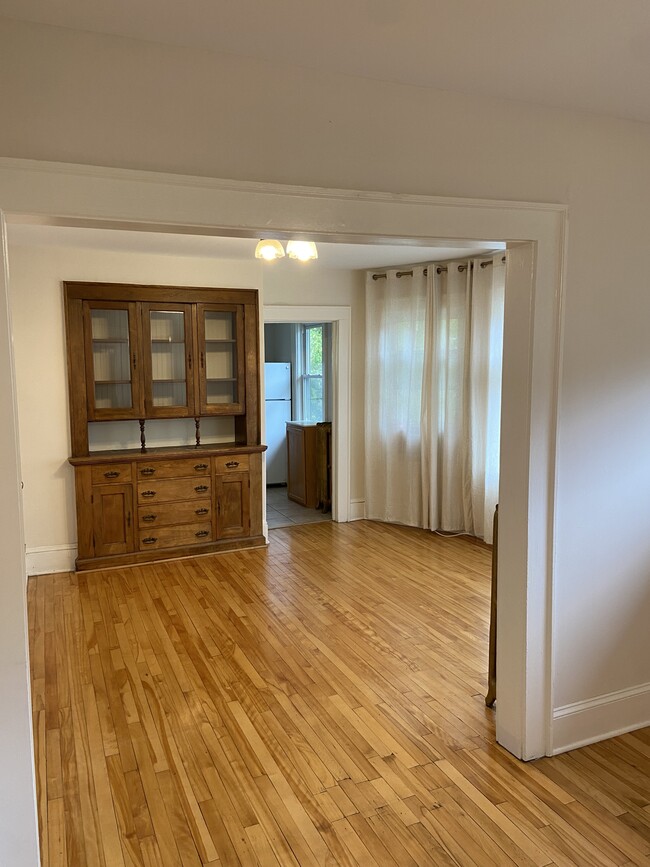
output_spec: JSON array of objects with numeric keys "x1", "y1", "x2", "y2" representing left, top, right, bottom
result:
[{"x1": 28, "y1": 520, "x2": 650, "y2": 866}]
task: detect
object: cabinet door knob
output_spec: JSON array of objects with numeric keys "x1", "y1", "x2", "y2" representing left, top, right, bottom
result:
[
  {"x1": 194, "y1": 485, "x2": 209, "y2": 493},
  {"x1": 225, "y1": 460, "x2": 239, "y2": 468},
  {"x1": 195, "y1": 508, "x2": 209, "y2": 516},
  {"x1": 141, "y1": 490, "x2": 156, "y2": 498},
  {"x1": 142, "y1": 537, "x2": 158, "y2": 545},
  {"x1": 195, "y1": 530, "x2": 209, "y2": 538},
  {"x1": 142, "y1": 514, "x2": 157, "y2": 522},
  {"x1": 141, "y1": 467, "x2": 155, "y2": 476},
  {"x1": 104, "y1": 470, "x2": 120, "y2": 479},
  {"x1": 194, "y1": 463, "x2": 208, "y2": 471}
]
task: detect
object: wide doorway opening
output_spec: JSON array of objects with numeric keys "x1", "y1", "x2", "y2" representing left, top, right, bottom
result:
[{"x1": 0, "y1": 167, "x2": 565, "y2": 783}]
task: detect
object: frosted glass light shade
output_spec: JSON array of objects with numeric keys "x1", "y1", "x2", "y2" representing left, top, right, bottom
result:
[
  {"x1": 254, "y1": 239, "x2": 285, "y2": 260},
  {"x1": 286, "y1": 240, "x2": 318, "y2": 261}
]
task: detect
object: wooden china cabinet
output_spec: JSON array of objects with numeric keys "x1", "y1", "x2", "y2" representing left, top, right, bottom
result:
[{"x1": 64, "y1": 282, "x2": 266, "y2": 571}]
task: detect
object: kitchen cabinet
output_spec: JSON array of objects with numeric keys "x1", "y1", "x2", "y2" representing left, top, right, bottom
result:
[{"x1": 286, "y1": 422, "x2": 319, "y2": 509}]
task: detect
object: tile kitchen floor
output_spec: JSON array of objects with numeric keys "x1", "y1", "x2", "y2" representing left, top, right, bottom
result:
[{"x1": 266, "y1": 485, "x2": 331, "y2": 529}]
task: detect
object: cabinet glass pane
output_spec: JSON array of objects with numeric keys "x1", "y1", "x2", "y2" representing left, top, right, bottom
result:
[
  {"x1": 150, "y1": 311, "x2": 187, "y2": 407},
  {"x1": 204, "y1": 311, "x2": 238, "y2": 405},
  {"x1": 91, "y1": 309, "x2": 133, "y2": 409}
]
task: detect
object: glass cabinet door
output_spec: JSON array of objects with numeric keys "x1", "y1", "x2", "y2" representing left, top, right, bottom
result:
[
  {"x1": 84, "y1": 301, "x2": 142, "y2": 419},
  {"x1": 142, "y1": 303, "x2": 194, "y2": 417},
  {"x1": 197, "y1": 304, "x2": 245, "y2": 414}
]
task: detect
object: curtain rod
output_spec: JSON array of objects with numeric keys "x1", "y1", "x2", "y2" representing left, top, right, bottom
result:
[{"x1": 371, "y1": 254, "x2": 506, "y2": 281}]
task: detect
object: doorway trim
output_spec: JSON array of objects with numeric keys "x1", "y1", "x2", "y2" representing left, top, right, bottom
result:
[
  {"x1": 0, "y1": 157, "x2": 567, "y2": 766},
  {"x1": 263, "y1": 305, "x2": 351, "y2": 529}
]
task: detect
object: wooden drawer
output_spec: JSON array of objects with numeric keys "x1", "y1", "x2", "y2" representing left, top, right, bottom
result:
[
  {"x1": 136, "y1": 458, "x2": 211, "y2": 480},
  {"x1": 214, "y1": 454, "x2": 249, "y2": 474},
  {"x1": 138, "y1": 499, "x2": 211, "y2": 529},
  {"x1": 138, "y1": 522, "x2": 213, "y2": 551},
  {"x1": 138, "y1": 478, "x2": 211, "y2": 504},
  {"x1": 91, "y1": 462, "x2": 132, "y2": 485}
]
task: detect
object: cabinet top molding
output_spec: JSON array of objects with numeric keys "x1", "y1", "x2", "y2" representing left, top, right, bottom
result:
[{"x1": 64, "y1": 281, "x2": 259, "y2": 305}]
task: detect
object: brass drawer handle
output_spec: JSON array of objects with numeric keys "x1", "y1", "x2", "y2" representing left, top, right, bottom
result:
[
  {"x1": 104, "y1": 470, "x2": 120, "y2": 479},
  {"x1": 142, "y1": 514, "x2": 157, "y2": 523},
  {"x1": 194, "y1": 485, "x2": 209, "y2": 493},
  {"x1": 195, "y1": 508, "x2": 209, "y2": 516},
  {"x1": 142, "y1": 537, "x2": 158, "y2": 545},
  {"x1": 195, "y1": 530, "x2": 209, "y2": 538},
  {"x1": 140, "y1": 467, "x2": 155, "y2": 476},
  {"x1": 225, "y1": 460, "x2": 239, "y2": 468},
  {"x1": 141, "y1": 490, "x2": 156, "y2": 498},
  {"x1": 194, "y1": 463, "x2": 208, "y2": 471}
]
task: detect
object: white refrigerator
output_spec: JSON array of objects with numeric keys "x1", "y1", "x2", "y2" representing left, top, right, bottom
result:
[{"x1": 265, "y1": 362, "x2": 292, "y2": 485}]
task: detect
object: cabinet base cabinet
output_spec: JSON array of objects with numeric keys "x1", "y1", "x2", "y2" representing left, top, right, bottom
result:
[{"x1": 72, "y1": 447, "x2": 265, "y2": 571}]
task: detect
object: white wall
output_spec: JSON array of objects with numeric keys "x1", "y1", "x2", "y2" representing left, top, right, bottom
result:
[
  {"x1": 1, "y1": 17, "x2": 650, "y2": 758},
  {"x1": 8, "y1": 244, "x2": 261, "y2": 573},
  {"x1": 264, "y1": 323, "x2": 294, "y2": 362},
  {"x1": 8, "y1": 243, "x2": 366, "y2": 572}
]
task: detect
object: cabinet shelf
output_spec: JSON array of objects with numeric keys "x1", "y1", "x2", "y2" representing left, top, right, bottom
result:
[
  {"x1": 95, "y1": 379, "x2": 132, "y2": 385},
  {"x1": 92, "y1": 338, "x2": 129, "y2": 344}
]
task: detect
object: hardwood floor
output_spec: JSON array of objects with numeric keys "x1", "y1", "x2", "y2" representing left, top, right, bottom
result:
[{"x1": 29, "y1": 521, "x2": 650, "y2": 866}]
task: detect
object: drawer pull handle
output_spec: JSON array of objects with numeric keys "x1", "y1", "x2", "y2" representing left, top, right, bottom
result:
[
  {"x1": 194, "y1": 485, "x2": 209, "y2": 493},
  {"x1": 141, "y1": 467, "x2": 155, "y2": 476},
  {"x1": 142, "y1": 537, "x2": 158, "y2": 545},
  {"x1": 194, "y1": 463, "x2": 208, "y2": 471},
  {"x1": 195, "y1": 530, "x2": 209, "y2": 538},
  {"x1": 195, "y1": 508, "x2": 209, "y2": 516},
  {"x1": 142, "y1": 514, "x2": 157, "y2": 523},
  {"x1": 141, "y1": 490, "x2": 156, "y2": 498},
  {"x1": 104, "y1": 470, "x2": 120, "y2": 479},
  {"x1": 225, "y1": 460, "x2": 240, "y2": 468}
]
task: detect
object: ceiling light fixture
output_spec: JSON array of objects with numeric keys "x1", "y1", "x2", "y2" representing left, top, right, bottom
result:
[
  {"x1": 286, "y1": 240, "x2": 318, "y2": 262},
  {"x1": 254, "y1": 239, "x2": 285, "y2": 261},
  {"x1": 254, "y1": 238, "x2": 319, "y2": 262}
]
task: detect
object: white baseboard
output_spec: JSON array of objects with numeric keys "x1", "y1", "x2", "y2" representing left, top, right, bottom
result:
[
  {"x1": 349, "y1": 499, "x2": 366, "y2": 521},
  {"x1": 26, "y1": 545, "x2": 77, "y2": 576},
  {"x1": 552, "y1": 681, "x2": 650, "y2": 754}
]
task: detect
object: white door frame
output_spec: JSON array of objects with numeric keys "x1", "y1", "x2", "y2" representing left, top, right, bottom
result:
[
  {"x1": 0, "y1": 212, "x2": 41, "y2": 866},
  {"x1": 0, "y1": 158, "x2": 567, "y2": 770},
  {"x1": 263, "y1": 306, "x2": 351, "y2": 528}
]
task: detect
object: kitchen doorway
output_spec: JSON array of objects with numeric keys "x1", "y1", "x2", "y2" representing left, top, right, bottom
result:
[
  {"x1": 263, "y1": 306, "x2": 351, "y2": 534},
  {"x1": 264, "y1": 321, "x2": 333, "y2": 529}
]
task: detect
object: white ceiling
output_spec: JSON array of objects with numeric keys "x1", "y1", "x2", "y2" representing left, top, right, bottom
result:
[
  {"x1": 6, "y1": 224, "x2": 504, "y2": 269},
  {"x1": 1, "y1": 0, "x2": 649, "y2": 123}
]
